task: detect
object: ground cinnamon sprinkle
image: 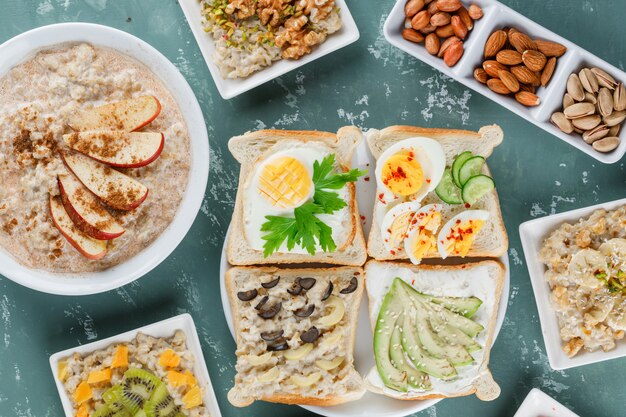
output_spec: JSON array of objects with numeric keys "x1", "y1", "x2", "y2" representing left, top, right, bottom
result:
[
  {"x1": 66, "y1": 132, "x2": 127, "y2": 159},
  {"x1": 1, "y1": 218, "x2": 17, "y2": 235}
]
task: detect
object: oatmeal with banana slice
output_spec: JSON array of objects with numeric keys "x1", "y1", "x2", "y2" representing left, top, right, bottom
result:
[
  {"x1": 539, "y1": 206, "x2": 626, "y2": 357},
  {"x1": 0, "y1": 43, "x2": 191, "y2": 273}
]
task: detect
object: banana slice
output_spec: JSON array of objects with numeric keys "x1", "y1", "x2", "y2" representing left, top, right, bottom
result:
[
  {"x1": 290, "y1": 372, "x2": 322, "y2": 387},
  {"x1": 257, "y1": 367, "x2": 280, "y2": 383},
  {"x1": 316, "y1": 296, "x2": 345, "y2": 327},
  {"x1": 244, "y1": 352, "x2": 272, "y2": 366},
  {"x1": 599, "y1": 238, "x2": 626, "y2": 258},
  {"x1": 315, "y1": 356, "x2": 344, "y2": 371},
  {"x1": 283, "y1": 343, "x2": 313, "y2": 361},
  {"x1": 607, "y1": 301, "x2": 626, "y2": 331},
  {"x1": 568, "y1": 248, "x2": 606, "y2": 289},
  {"x1": 584, "y1": 297, "x2": 615, "y2": 326}
]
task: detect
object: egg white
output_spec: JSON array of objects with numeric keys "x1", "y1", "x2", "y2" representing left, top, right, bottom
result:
[
  {"x1": 404, "y1": 203, "x2": 442, "y2": 265},
  {"x1": 243, "y1": 142, "x2": 351, "y2": 254},
  {"x1": 437, "y1": 210, "x2": 490, "y2": 259},
  {"x1": 380, "y1": 201, "x2": 421, "y2": 253}
]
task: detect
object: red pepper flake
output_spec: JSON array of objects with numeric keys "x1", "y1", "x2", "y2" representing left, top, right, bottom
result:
[
  {"x1": 364, "y1": 176, "x2": 370, "y2": 182},
  {"x1": 465, "y1": 203, "x2": 471, "y2": 208},
  {"x1": 456, "y1": 219, "x2": 461, "y2": 224},
  {"x1": 426, "y1": 178, "x2": 431, "y2": 183},
  {"x1": 387, "y1": 228, "x2": 392, "y2": 233},
  {"x1": 360, "y1": 215, "x2": 366, "y2": 220},
  {"x1": 390, "y1": 250, "x2": 396, "y2": 255},
  {"x1": 411, "y1": 279, "x2": 415, "y2": 285}
]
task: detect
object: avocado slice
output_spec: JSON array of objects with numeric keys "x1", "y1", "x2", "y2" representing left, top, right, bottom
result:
[
  {"x1": 429, "y1": 315, "x2": 482, "y2": 352},
  {"x1": 390, "y1": 316, "x2": 432, "y2": 390},
  {"x1": 418, "y1": 293, "x2": 483, "y2": 318}
]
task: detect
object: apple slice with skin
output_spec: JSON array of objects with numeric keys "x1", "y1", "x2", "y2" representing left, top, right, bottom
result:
[
  {"x1": 67, "y1": 96, "x2": 161, "y2": 132},
  {"x1": 61, "y1": 152, "x2": 149, "y2": 211},
  {"x1": 63, "y1": 131, "x2": 165, "y2": 168},
  {"x1": 58, "y1": 173, "x2": 125, "y2": 240},
  {"x1": 49, "y1": 195, "x2": 107, "y2": 260}
]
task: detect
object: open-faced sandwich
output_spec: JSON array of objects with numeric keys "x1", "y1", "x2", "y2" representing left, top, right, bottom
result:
[
  {"x1": 226, "y1": 127, "x2": 367, "y2": 266},
  {"x1": 366, "y1": 125, "x2": 508, "y2": 264},
  {"x1": 226, "y1": 266, "x2": 365, "y2": 407},
  {"x1": 364, "y1": 260, "x2": 504, "y2": 401}
]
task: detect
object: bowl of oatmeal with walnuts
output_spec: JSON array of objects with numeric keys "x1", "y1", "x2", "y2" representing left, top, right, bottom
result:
[{"x1": 0, "y1": 23, "x2": 209, "y2": 295}]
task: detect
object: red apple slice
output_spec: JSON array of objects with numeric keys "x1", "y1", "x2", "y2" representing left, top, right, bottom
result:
[
  {"x1": 61, "y1": 152, "x2": 149, "y2": 211},
  {"x1": 67, "y1": 96, "x2": 161, "y2": 132},
  {"x1": 63, "y1": 131, "x2": 165, "y2": 168},
  {"x1": 58, "y1": 173, "x2": 125, "y2": 240},
  {"x1": 50, "y1": 195, "x2": 107, "y2": 260}
]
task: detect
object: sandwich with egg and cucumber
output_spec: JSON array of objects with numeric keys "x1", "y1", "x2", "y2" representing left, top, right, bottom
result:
[
  {"x1": 226, "y1": 266, "x2": 365, "y2": 406},
  {"x1": 366, "y1": 125, "x2": 508, "y2": 264},
  {"x1": 226, "y1": 127, "x2": 367, "y2": 266},
  {"x1": 364, "y1": 260, "x2": 504, "y2": 401}
]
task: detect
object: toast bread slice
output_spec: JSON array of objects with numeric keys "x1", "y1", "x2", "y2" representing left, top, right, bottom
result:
[
  {"x1": 227, "y1": 127, "x2": 367, "y2": 266},
  {"x1": 364, "y1": 260, "x2": 505, "y2": 401},
  {"x1": 226, "y1": 266, "x2": 366, "y2": 407},
  {"x1": 366, "y1": 125, "x2": 508, "y2": 261}
]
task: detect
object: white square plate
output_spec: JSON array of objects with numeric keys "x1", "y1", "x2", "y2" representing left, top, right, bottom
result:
[
  {"x1": 519, "y1": 198, "x2": 626, "y2": 370},
  {"x1": 49, "y1": 314, "x2": 222, "y2": 417},
  {"x1": 513, "y1": 388, "x2": 578, "y2": 417},
  {"x1": 178, "y1": 0, "x2": 360, "y2": 99}
]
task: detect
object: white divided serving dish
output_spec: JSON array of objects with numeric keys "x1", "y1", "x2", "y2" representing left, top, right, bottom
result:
[
  {"x1": 519, "y1": 198, "x2": 626, "y2": 370},
  {"x1": 513, "y1": 388, "x2": 579, "y2": 417},
  {"x1": 49, "y1": 314, "x2": 222, "y2": 417},
  {"x1": 178, "y1": 0, "x2": 360, "y2": 99},
  {"x1": 384, "y1": 0, "x2": 626, "y2": 164}
]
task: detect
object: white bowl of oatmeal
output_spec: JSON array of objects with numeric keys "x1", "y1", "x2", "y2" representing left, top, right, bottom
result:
[
  {"x1": 520, "y1": 198, "x2": 626, "y2": 370},
  {"x1": 49, "y1": 313, "x2": 222, "y2": 417},
  {"x1": 0, "y1": 24, "x2": 209, "y2": 295},
  {"x1": 178, "y1": 0, "x2": 360, "y2": 99}
]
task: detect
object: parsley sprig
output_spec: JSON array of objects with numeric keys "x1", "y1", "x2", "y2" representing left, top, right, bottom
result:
[{"x1": 261, "y1": 154, "x2": 366, "y2": 257}]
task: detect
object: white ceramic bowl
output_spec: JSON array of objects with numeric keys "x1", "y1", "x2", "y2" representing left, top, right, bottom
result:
[
  {"x1": 178, "y1": 0, "x2": 360, "y2": 99},
  {"x1": 0, "y1": 23, "x2": 209, "y2": 296},
  {"x1": 49, "y1": 313, "x2": 222, "y2": 417},
  {"x1": 519, "y1": 198, "x2": 626, "y2": 370},
  {"x1": 384, "y1": 0, "x2": 626, "y2": 164},
  {"x1": 513, "y1": 388, "x2": 579, "y2": 417}
]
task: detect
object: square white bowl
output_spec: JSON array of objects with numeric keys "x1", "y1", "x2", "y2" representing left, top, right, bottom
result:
[
  {"x1": 49, "y1": 314, "x2": 222, "y2": 417},
  {"x1": 178, "y1": 0, "x2": 360, "y2": 99},
  {"x1": 519, "y1": 198, "x2": 626, "y2": 370},
  {"x1": 513, "y1": 388, "x2": 579, "y2": 417}
]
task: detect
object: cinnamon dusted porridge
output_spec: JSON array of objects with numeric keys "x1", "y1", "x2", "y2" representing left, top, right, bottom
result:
[{"x1": 0, "y1": 43, "x2": 191, "y2": 273}]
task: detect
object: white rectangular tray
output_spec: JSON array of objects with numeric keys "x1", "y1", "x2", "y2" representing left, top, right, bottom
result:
[
  {"x1": 49, "y1": 313, "x2": 222, "y2": 417},
  {"x1": 519, "y1": 198, "x2": 626, "y2": 370},
  {"x1": 179, "y1": 0, "x2": 360, "y2": 99},
  {"x1": 513, "y1": 388, "x2": 579, "y2": 417},
  {"x1": 384, "y1": 0, "x2": 626, "y2": 164}
]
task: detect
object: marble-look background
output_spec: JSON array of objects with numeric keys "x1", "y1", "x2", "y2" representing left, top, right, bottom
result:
[{"x1": 0, "y1": 0, "x2": 625, "y2": 416}]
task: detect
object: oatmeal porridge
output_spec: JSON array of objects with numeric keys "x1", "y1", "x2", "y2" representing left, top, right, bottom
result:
[
  {"x1": 59, "y1": 331, "x2": 209, "y2": 417},
  {"x1": 539, "y1": 206, "x2": 626, "y2": 357},
  {"x1": 0, "y1": 43, "x2": 191, "y2": 273}
]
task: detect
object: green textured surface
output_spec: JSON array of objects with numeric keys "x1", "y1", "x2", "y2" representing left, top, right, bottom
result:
[{"x1": 0, "y1": 0, "x2": 625, "y2": 416}]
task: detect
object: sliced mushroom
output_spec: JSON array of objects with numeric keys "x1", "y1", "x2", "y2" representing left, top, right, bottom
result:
[
  {"x1": 297, "y1": 277, "x2": 317, "y2": 290},
  {"x1": 287, "y1": 282, "x2": 303, "y2": 296},
  {"x1": 294, "y1": 304, "x2": 315, "y2": 318},
  {"x1": 340, "y1": 277, "x2": 358, "y2": 294},
  {"x1": 260, "y1": 330, "x2": 284, "y2": 342},
  {"x1": 258, "y1": 302, "x2": 282, "y2": 319},
  {"x1": 300, "y1": 326, "x2": 320, "y2": 344},
  {"x1": 267, "y1": 337, "x2": 289, "y2": 351},
  {"x1": 254, "y1": 296, "x2": 269, "y2": 310},
  {"x1": 321, "y1": 282, "x2": 334, "y2": 301},
  {"x1": 262, "y1": 277, "x2": 280, "y2": 289},
  {"x1": 237, "y1": 289, "x2": 258, "y2": 301}
]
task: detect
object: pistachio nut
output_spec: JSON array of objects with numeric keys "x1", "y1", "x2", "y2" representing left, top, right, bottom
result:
[
  {"x1": 563, "y1": 93, "x2": 575, "y2": 109},
  {"x1": 615, "y1": 83, "x2": 626, "y2": 111},
  {"x1": 608, "y1": 124, "x2": 621, "y2": 137},
  {"x1": 603, "y1": 110, "x2": 626, "y2": 127},
  {"x1": 572, "y1": 114, "x2": 601, "y2": 130},
  {"x1": 551, "y1": 112, "x2": 574, "y2": 134},
  {"x1": 583, "y1": 92, "x2": 597, "y2": 105},
  {"x1": 582, "y1": 124, "x2": 609, "y2": 144},
  {"x1": 597, "y1": 87, "x2": 614, "y2": 117},
  {"x1": 563, "y1": 102, "x2": 595, "y2": 119},
  {"x1": 579, "y1": 68, "x2": 599, "y2": 94},
  {"x1": 591, "y1": 67, "x2": 617, "y2": 90},
  {"x1": 566, "y1": 73, "x2": 585, "y2": 101},
  {"x1": 592, "y1": 136, "x2": 620, "y2": 153}
]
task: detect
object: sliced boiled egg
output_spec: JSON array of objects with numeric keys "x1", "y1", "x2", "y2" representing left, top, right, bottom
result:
[
  {"x1": 257, "y1": 154, "x2": 313, "y2": 210},
  {"x1": 437, "y1": 210, "x2": 489, "y2": 259},
  {"x1": 380, "y1": 201, "x2": 421, "y2": 253},
  {"x1": 404, "y1": 204, "x2": 443, "y2": 264},
  {"x1": 375, "y1": 137, "x2": 446, "y2": 202}
]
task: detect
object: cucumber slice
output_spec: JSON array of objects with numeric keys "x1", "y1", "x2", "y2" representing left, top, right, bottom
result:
[
  {"x1": 435, "y1": 168, "x2": 463, "y2": 204},
  {"x1": 451, "y1": 151, "x2": 473, "y2": 188},
  {"x1": 458, "y1": 156, "x2": 485, "y2": 186},
  {"x1": 461, "y1": 174, "x2": 495, "y2": 205}
]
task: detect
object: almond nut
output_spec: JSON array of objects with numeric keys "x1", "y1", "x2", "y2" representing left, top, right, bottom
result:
[
  {"x1": 438, "y1": 36, "x2": 461, "y2": 57},
  {"x1": 484, "y1": 30, "x2": 507, "y2": 58},
  {"x1": 522, "y1": 50, "x2": 547, "y2": 72},
  {"x1": 572, "y1": 114, "x2": 602, "y2": 131},
  {"x1": 534, "y1": 39, "x2": 567, "y2": 57},
  {"x1": 427, "y1": 1, "x2": 439, "y2": 15},
  {"x1": 614, "y1": 83, "x2": 626, "y2": 111},
  {"x1": 498, "y1": 70, "x2": 520, "y2": 93},
  {"x1": 402, "y1": 28, "x2": 425, "y2": 43},
  {"x1": 411, "y1": 10, "x2": 431, "y2": 31},
  {"x1": 511, "y1": 65, "x2": 538, "y2": 85},
  {"x1": 541, "y1": 57, "x2": 556, "y2": 87},
  {"x1": 566, "y1": 73, "x2": 585, "y2": 101},
  {"x1": 468, "y1": 4, "x2": 483, "y2": 19},
  {"x1": 443, "y1": 40, "x2": 464, "y2": 67},
  {"x1": 425, "y1": 33, "x2": 440, "y2": 55},
  {"x1": 487, "y1": 78, "x2": 511, "y2": 95},
  {"x1": 598, "y1": 87, "x2": 614, "y2": 117},
  {"x1": 474, "y1": 68, "x2": 488, "y2": 84},
  {"x1": 496, "y1": 50, "x2": 522, "y2": 66},
  {"x1": 405, "y1": 0, "x2": 425, "y2": 17},
  {"x1": 564, "y1": 102, "x2": 596, "y2": 119},
  {"x1": 591, "y1": 68, "x2": 618, "y2": 90},
  {"x1": 520, "y1": 83, "x2": 536, "y2": 94},
  {"x1": 430, "y1": 12, "x2": 451, "y2": 26},
  {"x1": 509, "y1": 32, "x2": 537, "y2": 53},
  {"x1": 435, "y1": 23, "x2": 454, "y2": 38},
  {"x1": 515, "y1": 91, "x2": 540, "y2": 106},
  {"x1": 457, "y1": 6, "x2": 473, "y2": 30},
  {"x1": 436, "y1": 0, "x2": 462, "y2": 12},
  {"x1": 579, "y1": 68, "x2": 599, "y2": 94},
  {"x1": 421, "y1": 24, "x2": 437, "y2": 34},
  {"x1": 483, "y1": 60, "x2": 508, "y2": 78},
  {"x1": 592, "y1": 136, "x2": 620, "y2": 153},
  {"x1": 451, "y1": 15, "x2": 468, "y2": 39},
  {"x1": 551, "y1": 112, "x2": 574, "y2": 134}
]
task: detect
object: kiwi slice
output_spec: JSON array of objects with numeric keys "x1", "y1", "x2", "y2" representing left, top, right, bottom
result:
[
  {"x1": 144, "y1": 383, "x2": 180, "y2": 417},
  {"x1": 120, "y1": 368, "x2": 161, "y2": 414},
  {"x1": 102, "y1": 385, "x2": 126, "y2": 412},
  {"x1": 92, "y1": 405, "x2": 131, "y2": 417}
]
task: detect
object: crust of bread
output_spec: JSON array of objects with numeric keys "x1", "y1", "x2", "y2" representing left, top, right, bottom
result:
[
  {"x1": 226, "y1": 265, "x2": 366, "y2": 407},
  {"x1": 363, "y1": 260, "x2": 505, "y2": 401},
  {"x1": 365, "y1": 124, "x2": 508, "y2": 261},
  {"x1": 227, "y1": 127, "x2": 367, "y2": 266}
]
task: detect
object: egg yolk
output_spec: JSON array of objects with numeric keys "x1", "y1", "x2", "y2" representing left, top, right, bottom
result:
[
  {"x1": 409, "y1": 210, "x2": 442, "y2": 260},
  {"x1": 258, "y1": 156, "x2": 312, "y2": 209},
  {"x1": 443, "y1": 219, "x2": 485, "y2": 257},
  {"x1": 381, "y1": 150, "x2": 424, "y2": 196},
  {"x1": 386, "y1": 211, "x2": 415, "y2": 251}
]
